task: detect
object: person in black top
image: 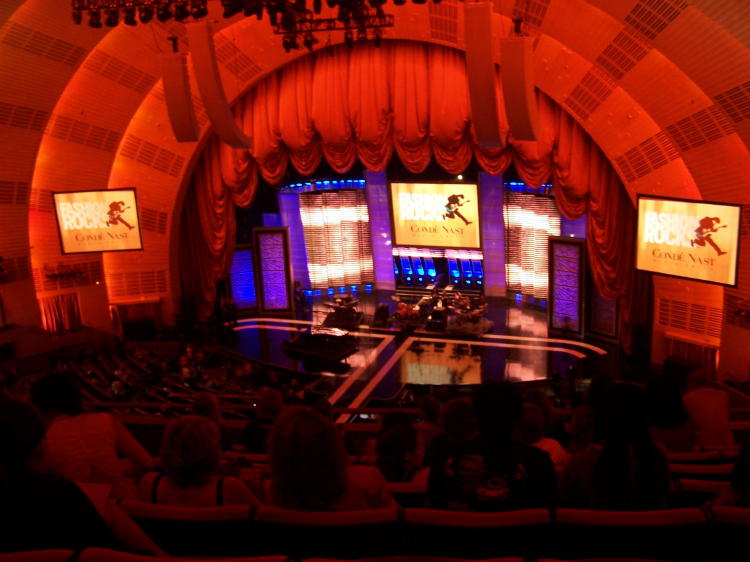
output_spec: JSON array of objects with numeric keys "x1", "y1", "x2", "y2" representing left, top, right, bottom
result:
[
  {"x1": 0, "y1": 398, "x2": 120, "y2": 553},
  {"x1": 429, "y1": 382, "x2": 556, "y2": 511}
]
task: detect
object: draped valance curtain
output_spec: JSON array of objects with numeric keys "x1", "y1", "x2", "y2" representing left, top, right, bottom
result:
[{"x1": 183, "y1": 40, "x2": 636, "y2": 341}]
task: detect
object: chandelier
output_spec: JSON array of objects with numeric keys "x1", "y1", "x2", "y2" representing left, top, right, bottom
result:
[{"x1": 72, "y1": 0, "x2": 440, "y2": 51}]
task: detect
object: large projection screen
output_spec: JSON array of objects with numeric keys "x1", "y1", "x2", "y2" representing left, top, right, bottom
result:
[
  {"x1": 53, "y1": 188, "x2": 143, "y2": 254},
  {"x1": 390, "y1": 182, "x2": 481, "y2": 249},
  {"x1": 636, "y1": 195, "x2": 741, "y2": 287}
]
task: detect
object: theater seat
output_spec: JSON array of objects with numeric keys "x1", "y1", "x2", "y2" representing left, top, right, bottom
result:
[
  {"x1": 78, "y1": 548, "x2": 286, "y2": 562},
  {"x1": 117, "y1": 500, "x2": 253, "y2": 557},
  {"x1": 400, "y1": 508, "x2": 552, "y2": 558},
  {"x1": 0, "y1": 550, "x2": 73, "y2": 562},
  {"x1": 553, "y1": 508, "x2": 709, "y2": 560},
  {"x1": 251, "y1": 505, "x2": 400, "y2": 558},
  {"x1": 705, "y1": 505, "x2": 750, "y2": 560}
]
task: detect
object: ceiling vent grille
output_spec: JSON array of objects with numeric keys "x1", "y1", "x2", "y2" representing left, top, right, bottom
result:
[
  {"x1": 624, "y1": 0, "x2": 687, "y2": 40},
  {"x1": 658, "y1": 297, "x2": 723, "y2": 338},
  {"x1": 714, "y1": 81, "x2": 750, "y2": 124},
  {"x1": 429, "y1": 0, "x2": 459, "y2": 44},
  {"x1": 84, "y1": 50, "x2": 156, "y2": 95},
  {"x1": 120, "y1": 135, "x2": 185, "y2": 177},
  {"x1": 214, "y1": 35, "x2": 263, "y2": 82},
  {"x1": 1, "y1": 22, "x2": 86, "y2": 66}
]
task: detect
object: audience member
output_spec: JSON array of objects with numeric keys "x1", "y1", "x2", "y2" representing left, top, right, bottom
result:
[
  {"x1": 517, "y1": 402, "x2": 569, "y2": 473},
  {"x1": 429, "y1": 382, "x2": 556, "y2": 511},
  {"x1": 560, "y1": 383, "x2": 670, "y2": 510},
  {"x1": 682, "y1": 368, "x2": 737, "y2": 450},
  {"x1": 30, "y1": 372, "x2": 154, "y2": 498},
  {"x1": 646, "y1": 370, "x2": 695, "y2": 452},
  {"x1": 524, "y1": 388, "x2": 569, "y2": 447},
  {"x1": 137, "y1": 416, "x2": 257, "y2": 507},
  {"x1": 376, "y1": 423, "x2": 424, "y2": 483},
  {"x1": 413, "y1": 394, "x2": 443, "y2": 452},
  {"x1": 267, "y1": 406, "x2": 396, "y2": 510},
  {"x1": 568, "y1": 374, "x2": 615, "y2": 453},
  {"x1": 0, "y1": 398, "x2": 121, "y2": 553},
  {"x1": 193, "y1": 391, "x2": 232, "y2": 451},
  {"x1": 243, "y1": 387, "x2": 285, "y2": 453}
]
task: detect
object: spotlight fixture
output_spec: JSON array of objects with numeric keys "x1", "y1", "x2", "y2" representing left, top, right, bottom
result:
[
  {"x1": 88, "y1": 9, "x2": 102, "y2": 27},
  {"x1": 69, "y1": 0, "x2": 440, "y2": 54},
  {"x1": 70, "y1": 1, "x2": 209, "y2": 27},
  {"x1": 105, "y1": 7, "x2": 119, "y2": 26}
]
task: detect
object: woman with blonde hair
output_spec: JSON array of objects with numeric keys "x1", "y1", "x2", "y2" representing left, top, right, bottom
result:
[
  {"x1": 268, "y1": 406, "x2": 395, "y2": 510},
  {"x1": 138, "y1": 416, "x2": 257, "y2": 507}
]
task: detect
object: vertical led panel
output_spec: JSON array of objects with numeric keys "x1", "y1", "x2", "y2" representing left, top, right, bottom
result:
[
  {"x1": 229, "y1": 247, "x2": 256, "y2": 309},
  {"x1": 503, "y1": 192, "x2": 561, "y2": 299},
  {"x1": 549, "y1": 237, "x2": 584, "y2": 335},
  {"x1": 253, "y1": 228, "x2": 292, "y2": 314},
  {"x1": 299, "y1": 189, "x2": 375, "y2": 291}
]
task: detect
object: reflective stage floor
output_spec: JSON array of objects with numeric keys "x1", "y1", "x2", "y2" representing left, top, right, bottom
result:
[{"x1": 231, "y1": 297, "x2": 610, "y2": 410}]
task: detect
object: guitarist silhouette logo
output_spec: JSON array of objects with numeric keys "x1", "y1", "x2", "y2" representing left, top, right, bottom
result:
[
  {"x1": 690, "y1": 216, "x2": 727, "y2": 256},
  {"x1": 443, "y1": 194, "x2": 472, "y2": 226},
  {"x1": 107, "y1": 201, "x2": 135, "y2": 231}
]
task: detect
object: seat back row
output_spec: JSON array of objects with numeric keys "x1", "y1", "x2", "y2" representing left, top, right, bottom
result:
[{"x1": 116, "y1": 500, "x2": 750, "y2": 560}]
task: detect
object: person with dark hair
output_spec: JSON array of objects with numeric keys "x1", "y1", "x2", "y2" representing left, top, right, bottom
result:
[
  {"x1": 560, "y1": 383, "x2": 671, "y2": 510},
  {"x1": 193, "y1": 391, "x2": 232, "y2": 451},
  {"x1": 646, "y1": 371, "x2": 695, "y2": 452},
  {"x1": 414, "y1": 394, "x2": 442, "y2": 452},
  {"x1": 0, "y1": 398, "x2": 121, "y2": 553},
  {"x1": 517, "y1": 403, "x2": 569, "y2": 473},
  {"x1": 429, "y1": 382, "x2": 556, "y2": 511},
  {"x1": 376, "y1": 424, "x2": 424, "y2": 483},
  {"x1": 30, "y1": 372, "x2": 154, "y2": 497},
  {"x1": 267, "y1": 406, "x2": 395, "y2": 510},
  {"x1": 137, "y1": 416, "x2": 257, "y2": 507}
]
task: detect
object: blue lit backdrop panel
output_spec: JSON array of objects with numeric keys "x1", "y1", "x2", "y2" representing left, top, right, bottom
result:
[
  {"x1": 254, "y1": 229, "x2": 292, "y2": 312},
  {"x1": 549, "y1": 239, "x2": 583, "y2": 333},
  {"x1": 229, "y1": 248, "x2": 257, "y2": 309}
]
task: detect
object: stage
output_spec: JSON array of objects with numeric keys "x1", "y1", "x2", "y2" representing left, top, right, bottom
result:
[{"x1": 231, "y1": 294, "x2": 610, "y2": 412}]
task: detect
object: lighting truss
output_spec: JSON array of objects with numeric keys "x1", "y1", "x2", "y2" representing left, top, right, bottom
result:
[{"x1": 71, "y1": 1, "x2": 208, "y2": 27}]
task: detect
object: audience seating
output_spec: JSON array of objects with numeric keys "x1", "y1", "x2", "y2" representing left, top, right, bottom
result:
[
  {"x1": 0, "y1": 550, "x2": 73, "y2": 562},
  {"x1": 704, "y1": 505, "x2": 750, "y2": 560},
  {"x1": 117, "y1": 500, "x2": 253, "y2": 557},
  {"x1": 400, "y1": 508, "x2": 551, "y2": 559},
  {"x1": 553, "y1": 508, "x2": 709, "y2": 560},
  {"x1": 77, "y1": 548, "x2": 286, "y2": 562},
  {"x1": 251, "y1": 506, "x2": 401, "y2": 558},
  {"x1": 669, "y1": 462, "x2": 734, "y2": 481}
]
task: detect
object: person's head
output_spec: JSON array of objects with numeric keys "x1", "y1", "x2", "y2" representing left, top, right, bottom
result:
[
  {"x1": 380, "y1": 411, "x2": 412, "y2": 434},
  {"x1": 646, "y1": 372, "x2": 689, "y2": 429},
  {"x1": 160, "y1": 416, "x2": 221, "y2": 488},
  {"x1": 257, "y1": 387, "x2": 284, "y2": 422},
  {"x1": 30, "y1": 372, "x2": 83, "y2": 418},
  {"x1": 473, "y1": 381, "x2": 523, "y2": 442},
  {"x1": 419, "y1": 395, "x2": 441, "y2": 425},
  {"x1": 193, "y1": 392, "x2": 222, "y2": 424},
  {"x1": 517, "y1": 402, "x2": 546, "y2": 445},
  {"x1": 268, "y1": 406, "x2": 348, "y2": 510},
  {"x1": 440, "y1": 396, "x2": 477, "y2": 441},
  {"x1": 0, "y1": 399, "x2": 46, "y2": 472},
  {"x1": 376, "y1": 424, "x2": 422, "y2": 482},
  {"x1": 523, "y1": 389, "x2": 552, "y2": 436}
]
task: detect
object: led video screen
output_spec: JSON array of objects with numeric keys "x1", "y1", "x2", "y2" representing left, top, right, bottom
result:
[
  {"x1": 390, "y1": 182, "x2": 481, "y2": 249},
  {"x1": 53, "y1": 188, "x2": 143, "y2": 254},
  {"x1": 636, "y1": 195, "x2": 741, "y2": 287}
]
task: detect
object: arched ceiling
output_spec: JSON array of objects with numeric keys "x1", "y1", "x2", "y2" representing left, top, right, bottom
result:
[{"x1": 1, "y1": 0, "x2": 749, "y2": 327}]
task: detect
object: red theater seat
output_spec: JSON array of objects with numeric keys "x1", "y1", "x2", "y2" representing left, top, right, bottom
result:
[
  {"x1": 553, "y1": 508, "x2": 709, "y2": 559},
  {"x1": 251, "y1": 505, "x2": 401, "y2": 558},
  {"x1": 400, "y1": 508, "x2": 552, "y2": 558},
  {"x1": 117, "y1": 500, "x2": 253, "y2": 557},
  {"x1": 78, "y1": 548, "x2": 287, "y2": 562},
  {"x1": 0, "y1": 550, "x2": 73, "y2": 562}
]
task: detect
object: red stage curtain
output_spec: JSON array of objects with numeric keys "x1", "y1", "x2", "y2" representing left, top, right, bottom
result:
[{"x1": 185, "y1": 41, "x2": 636, "y2": 342}]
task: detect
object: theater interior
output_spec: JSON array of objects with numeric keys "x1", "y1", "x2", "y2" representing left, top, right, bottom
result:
[{"x1": 1, "y1": 0, "x2": 750, "y2": 560}]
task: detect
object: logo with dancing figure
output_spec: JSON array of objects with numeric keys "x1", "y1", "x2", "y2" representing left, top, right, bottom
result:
[
  {"x1": 443, "y1": 194, "x2": 473, "y2": 226},
  {"x1": 107, "y1": 201, "x2": 135, "y2": 230},
  {"x1": 690, "y1": 216, "x2": 727, "y2": 256}
]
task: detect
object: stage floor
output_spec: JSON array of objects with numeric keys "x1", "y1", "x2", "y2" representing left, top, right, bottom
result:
[{"x1": 232, "y1": 295, "x2": 611, "y2": 410}]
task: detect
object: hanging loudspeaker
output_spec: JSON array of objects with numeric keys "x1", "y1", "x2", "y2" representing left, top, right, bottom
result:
[
  {"x1": 186, "y1": 21, "x2": 252, "y2": 149},
  {"x1": 161, "y1": 52, "x2": 199, "y2": 142},
  {"x1": 464, "y1": 1, "x2": 503, "y2": 149},
  {"x1": 500, "y1": 36, "x2": 538, "y2": 141}
]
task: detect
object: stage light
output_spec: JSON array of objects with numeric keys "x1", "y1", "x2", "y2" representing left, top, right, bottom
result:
[
  {"x1": 138, "y1": 5, "x2": 153, "y2": 22},
  {"x1": 72, "y1": 9, "x2": 83, "y2": 24},
  {"x1": 344, "y1": 30, "x2": 353, "y2": 47},
  {"x1": 123, "y1": 7, "x2": 137, "y2": 24},
  {"x1": 88, "y1": 9, "x2": 103, "y2": 27},
  {"x1": 174, "y1": 2, "x2": 190, "y2": 20},
  {"x1": 156, "y1": 4, "x2": 173, "y2": 21},
  {"x1": 221, "y1": 0, "x2": 243, "y2": 18},
  {"x1": 105, "y1": 8, "x2": 119, "y2": 26},
  {"x1": 190, "y1": 0, "x2": 208, "y2": 18},
  {"x1": 303, "y1": 32, "x2": 317, "y2": 50}
]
